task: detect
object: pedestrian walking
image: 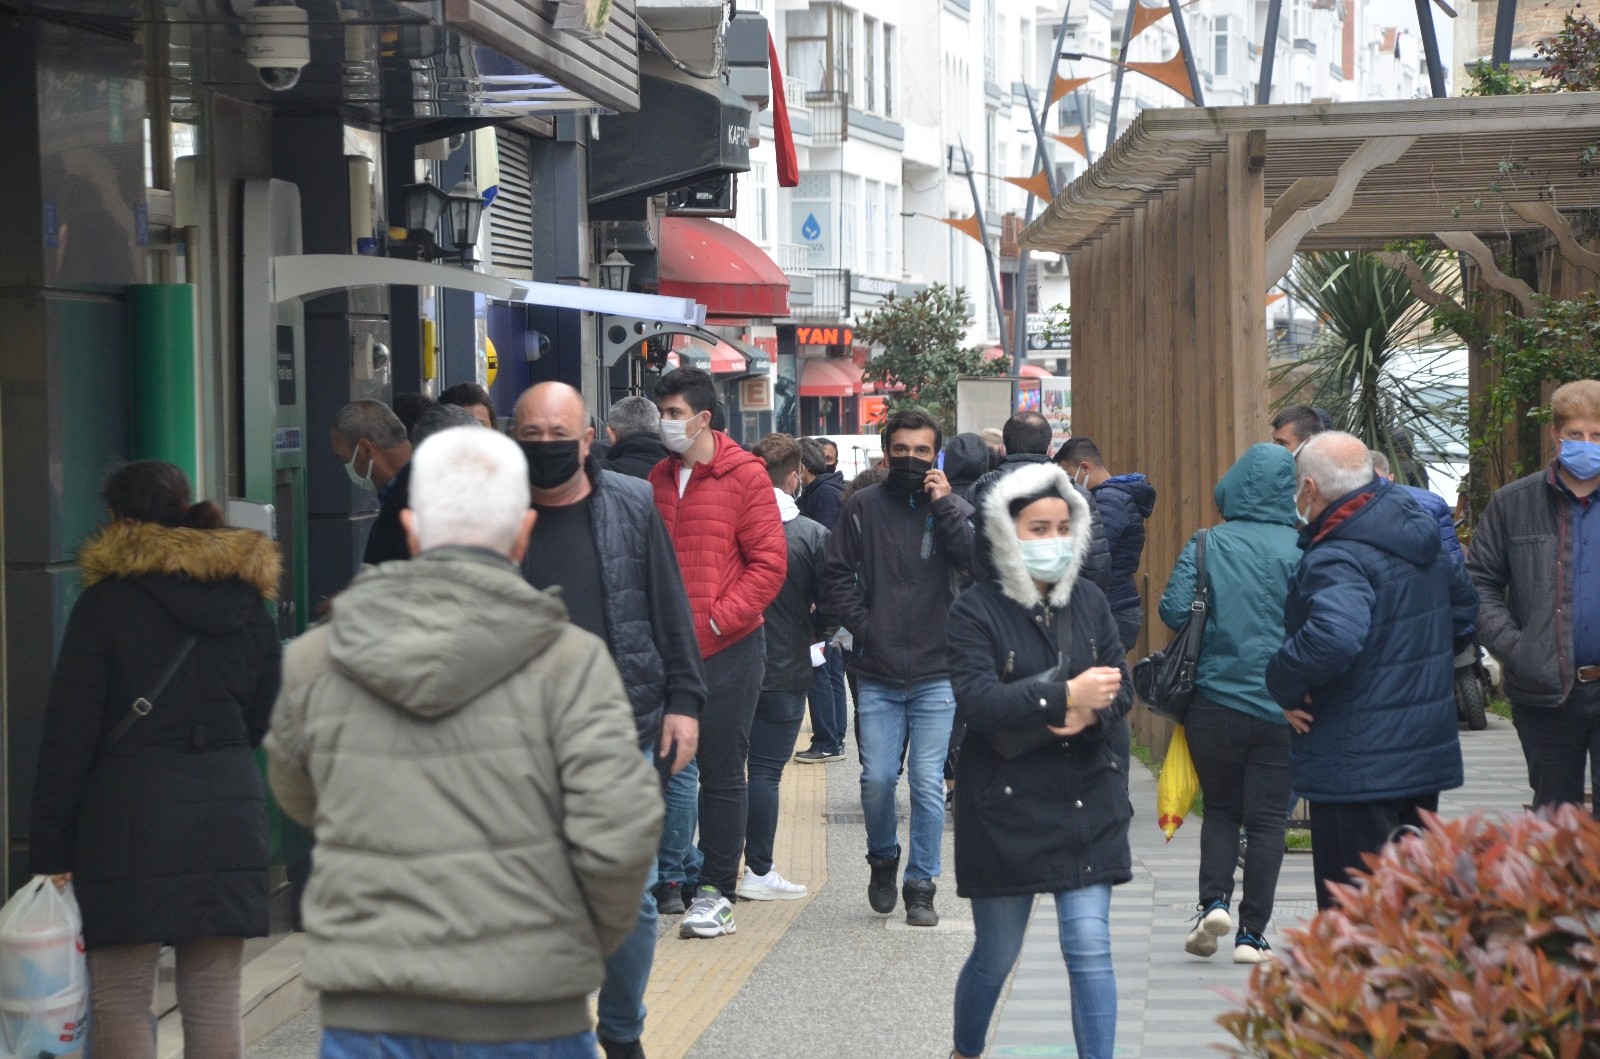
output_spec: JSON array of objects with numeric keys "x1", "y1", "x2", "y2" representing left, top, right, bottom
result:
[
  {"x1": 821, "y1": 408, "x2": 975, "y2": 927},
  {"x1": 1159, "y1": 444, "x2": 1300, "y2": 963},
  {"x1": 797, "y1": 436, "x2": 846, "y2": 530},
  {"x1": 1058, "y1": 435, "x2": 1156, "y2": 654},
  {"x1": 740, "y1": 433, "x2": 831, "y2": 901},
  {"x1": 329, "y1": 399, "x2": 414, "y2": 566},
  {"x1": 512, "y1": 383, "x2": 706, "y2": 1059},
  {"x1": 1467, "y1": 378, "x2": 1600, "y2": 818},
  {"x1": 946, "y1": 461, "x2": 1131, "y2": 1059},
  {"x1": 1370, "y1": 450, "x2": 1466, "y2": 568},
  {"x1": 267, "y1": 426, "x2": 661, "y2": 1058},
  {"x1": 438, "y1": 380, "x2": 497, "y2": 430},
  {"x1": 1267, "y1": 432, "x2": 1478, "y2": 909},
  {"x1": 30, "y1": 461, "x2": 282, "y2": 1059},
  {"x1": 604, "y1": 396, "x2": 672, "y2": 480},
  {"x1": 648, "y1": 367, "x2": 788, "y2": 940}
]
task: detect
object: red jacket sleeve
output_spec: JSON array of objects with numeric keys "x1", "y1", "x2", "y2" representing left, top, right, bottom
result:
[{"x1": 708, "y1": 468, "x2": 788, "y2": 638}]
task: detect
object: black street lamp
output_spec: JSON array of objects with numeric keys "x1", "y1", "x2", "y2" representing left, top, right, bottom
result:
[
  {"x1": 392, "y1": 179, "x2": 481, "y2": 263},
  {"x1": 599, "y1": 249, "x2": 634, "y2": 292},
  {"x1": 443, "y1": 177, "x2": 484, "y2": 262}
]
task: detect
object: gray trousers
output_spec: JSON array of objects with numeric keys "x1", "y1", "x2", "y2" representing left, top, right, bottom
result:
[{"x1": 87, "y1": 936, "x2": 244, "y2": 1059}]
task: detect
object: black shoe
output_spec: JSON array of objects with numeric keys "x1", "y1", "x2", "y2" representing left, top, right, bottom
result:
[
  {"x1": 600, "y1": 1036, "x2": 646, "y2": 1059},
  {"x1": 794, "y1": 747, "x2": 844, "y2": 764},
  {"x1": 652, "y1": 882, "x2": 685, "y2": 916},
  {"x1": 866, "y1": 849, "x2": 900, "y2": 914},
  {"x1": 903, "y1": 877, "x2": 938, "y2": 927}
]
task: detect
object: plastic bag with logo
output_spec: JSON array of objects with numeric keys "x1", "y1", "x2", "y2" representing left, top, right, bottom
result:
[
  {"x1": 1156, "y1": 725, "x2": 1200, "y2": 842},
  {"x1": 0, "y1": 878, "x2": 88, "y2": 1058}
]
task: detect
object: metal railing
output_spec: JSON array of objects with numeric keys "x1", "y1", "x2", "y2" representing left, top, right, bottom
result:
[
  {"x1": 792, "y1": 268, "x2": 851, "y2": 320},
  {"x1": 773, "y1": 242, "x2": 813, "y2": 275},
  {"x1": 806, "y1": 90, "x2": 849, "y2": 144},
  {"x1": 783, "y1": 75, "x2": 810, "y2": 112}
]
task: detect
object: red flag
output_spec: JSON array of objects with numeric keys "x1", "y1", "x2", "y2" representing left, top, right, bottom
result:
[{"x1": 769, "y1": 34, "x2": 799, "y2": 188}]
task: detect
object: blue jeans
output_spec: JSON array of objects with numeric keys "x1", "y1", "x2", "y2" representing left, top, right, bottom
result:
[
  {"x1": 746, "y1": 688, "x2": 808, "y2": 876},
  {"x1": 806, "y1": 645, "x2": 848, "y2": 754},
  {"x1": 953, "y1": 886, "x2": 1116, "y2": 1059},
  {"x1": 856, "y1": 677, "x2": 955, "y2": 880},
  {"x1": 596, "y1": 752, "x2": 660, "y2": 1045},
  {"x1": 321, "y1": 1029, "x2": 597, "y2": 1058},
  {"x1": 655, "y1": 759, "x2": 703, "y2": 889}
]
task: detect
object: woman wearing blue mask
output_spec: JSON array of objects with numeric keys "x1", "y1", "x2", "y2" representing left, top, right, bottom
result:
[{"x1": 944, "y1": 462, "x2": 1132, "y2": 1059}]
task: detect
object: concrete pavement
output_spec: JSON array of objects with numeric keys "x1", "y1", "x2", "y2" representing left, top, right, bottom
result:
[{"x1": 248, "y1": 712, "x2": 1533, "y2": 1058}]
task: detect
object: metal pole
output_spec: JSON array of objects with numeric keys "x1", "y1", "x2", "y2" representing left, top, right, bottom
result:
[
  {"x1": 1491, "y1": 0, "x2": 1518, "y2": 68},
  {"x1": 1257, "y1": 0, "x2": 1283, "y2": 104},
  {"x1": 1105, "y1": 0, "x2": 1139, "y2": 153},
  {"x1": 959, "y1": 137, "x2": 1008, "y2": 379},
  {"x1": 1414, "y1": 0, "x2": 1447, "y2": 97},
  {"x1": 1167, "y1": 0, "x2": 1205, "y2": 106}
]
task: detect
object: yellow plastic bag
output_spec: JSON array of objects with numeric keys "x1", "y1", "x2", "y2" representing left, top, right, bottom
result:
[{"x1": 1157, "y1": 725, "x2": 1199, "y2": 842}]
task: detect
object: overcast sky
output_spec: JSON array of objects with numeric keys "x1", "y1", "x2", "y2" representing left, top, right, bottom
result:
[{"x1": 1367, "y1": 0, "x2": 1456, "y2": 79}]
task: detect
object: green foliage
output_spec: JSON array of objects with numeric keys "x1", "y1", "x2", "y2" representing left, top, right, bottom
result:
[
  {"x1": 1449, "y1": 293, "x2": 1600, "y2": 484},
  {"x1": 1463, "y1": 59, "x2": 1530, "y2": 96},
  {"x1": 1537, "y1": 13, "x2": 1600, "y2": 91},
  {"x1": 1034, "y1": 303, "x2": 1072, "y2": 348},
  {"x1": 1221, "y1": 806, "x2": 1600, "y2": 1057},
  {"x1": 853, "y1": 284, "x2": 1004, "y2": 433},
  {"x1": 1273, "y1": 251, "x2": 1464, "y2": 482}
]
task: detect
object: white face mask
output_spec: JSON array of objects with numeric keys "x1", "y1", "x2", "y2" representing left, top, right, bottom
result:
[
  {"x1": 1018, "y1": 535, "x2": 1073, "y2": 583},
  {"x1": 1295, "y1": 481, "x2": 1313, "y2": 526},
  {"x1": 659, "y1": 414, "x2": 704, "y2": 455},
  {"x1": 345, "y1": 445, "x2": 377, "y2": 495}
]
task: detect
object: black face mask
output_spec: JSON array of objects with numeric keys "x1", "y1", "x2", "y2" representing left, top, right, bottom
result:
[
  {"x1": 823, "y1": 462, "x2": 838, "y2": 475},
  {"x1": 884, "y1": 456, "x2": 933, "y2": 499},
  {"x1": 518, "y1": 439, "x2": 583, "y2": 491}
]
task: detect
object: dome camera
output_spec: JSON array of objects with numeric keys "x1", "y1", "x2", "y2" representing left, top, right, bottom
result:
[{"x1": 243, "y1": 1, "x2": 310, "y2": 92}]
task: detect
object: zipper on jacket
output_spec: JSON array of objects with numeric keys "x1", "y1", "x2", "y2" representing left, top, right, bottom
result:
[{"x1": 1002, "y1": 651, "x2": 1015, "y2": 679}]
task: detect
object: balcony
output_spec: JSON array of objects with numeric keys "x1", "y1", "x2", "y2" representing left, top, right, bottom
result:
[
  {"x1": 783, "y1": 75, "x2": 810, "y2": 113},
  {"x1": 773, "y1": 242, "x2": 813, "y2": 275},
  {"x1": 807, "y1": 90, "x2": 849, "y2": 145},
  {"x1": 792, "y1": 268, "x2": 851, "y2": 320}
]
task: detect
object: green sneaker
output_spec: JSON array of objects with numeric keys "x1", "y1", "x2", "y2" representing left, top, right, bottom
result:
[{"x1": 679, "y1": 885, "x2": 737, "y2": 938}]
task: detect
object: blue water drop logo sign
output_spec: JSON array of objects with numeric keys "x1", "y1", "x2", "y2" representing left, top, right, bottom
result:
[{"x1": 800, "y1": 213, "x2": 822, "y2": 241}]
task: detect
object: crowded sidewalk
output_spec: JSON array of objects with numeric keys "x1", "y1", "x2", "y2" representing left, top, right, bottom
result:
[{"x1": 247, "y1": 711, "x2": 1531, "y2": 1059}]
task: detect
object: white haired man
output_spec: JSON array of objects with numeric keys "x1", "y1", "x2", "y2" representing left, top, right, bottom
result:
[
  {"x1": 266, "y1": 426, "x2": 661, "y2": 1058},
  {"x1": 1266, "y1": 431, "x2": 1477, "y2": 909}
]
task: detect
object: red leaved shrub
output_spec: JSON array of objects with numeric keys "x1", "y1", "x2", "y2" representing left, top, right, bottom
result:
[{"x1": 1220, "y1": 805, "x2": 1600, "y2": 1058}]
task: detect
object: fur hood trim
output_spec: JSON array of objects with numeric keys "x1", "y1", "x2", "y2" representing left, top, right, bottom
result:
[
  {"x1": 980, "y1": 462, "x2": 1091, "y2": 610},
  {"x1": 79, "y1": 521, "x2": 282, "y2": 600}
]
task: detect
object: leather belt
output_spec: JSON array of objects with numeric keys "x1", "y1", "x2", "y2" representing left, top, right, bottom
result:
[{"x1": 1579, "y1": 664, "x2": 1600, "y2": 684}]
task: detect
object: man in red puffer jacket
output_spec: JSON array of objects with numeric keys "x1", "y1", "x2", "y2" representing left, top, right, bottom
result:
[{"x1": 649, "y1": 368, "x2": 787, "y2": 941}]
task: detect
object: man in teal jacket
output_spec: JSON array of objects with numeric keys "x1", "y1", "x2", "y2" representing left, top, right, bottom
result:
[{"x1": 1159, "y1": 443, "x2": 1302, "y2": 963}]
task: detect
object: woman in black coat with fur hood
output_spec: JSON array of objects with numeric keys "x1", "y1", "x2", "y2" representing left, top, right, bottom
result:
[
  {"x1": 945, "y1": 461, "x2": 1133, "y2": 1059},
  {"x1": 30, "y1": 461, "x2": 281, "y2": 1059}
]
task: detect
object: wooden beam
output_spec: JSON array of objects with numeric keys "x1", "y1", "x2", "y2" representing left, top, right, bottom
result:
[
  {"x1": 1265, "y1": 176, "x2": 1338, "y2": 240},
  {"x1": 1373, "y1": 251, "x2": 1466, "y2": 312},
  {"x1": 1265, "y1": 135, "x2": 1417, "y2": 284},
  {"x1": 1435, "y1": 231, "x2": 1540, "y2": 315},
  {"x1": 1510, "y1": 200, "x2": 1600, "y2": 279}
]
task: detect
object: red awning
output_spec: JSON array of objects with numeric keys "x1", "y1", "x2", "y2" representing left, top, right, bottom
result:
[
  {"x1": 659, "y1": 218, "x2": 791, "y2": 320},
  {"x1": 1020, "y1": 364, "x2": 1054, "y2": 379},
  {"x1": 800, "y1": 358, "x2": 871, "y2": 397}
]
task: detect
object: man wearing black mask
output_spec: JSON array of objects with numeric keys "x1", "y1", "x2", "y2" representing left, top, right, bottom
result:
[
  {"x1": 510, "y1": 382, "x2": 706, "y2": 1059},
  {"x1": 821, "y1": 408, "x2": 975, "y2": 927},
  {"x1": 820, "y1": 437, "x2": 840, "y2": 476}
]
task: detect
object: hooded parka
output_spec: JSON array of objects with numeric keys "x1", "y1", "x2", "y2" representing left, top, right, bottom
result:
[
  {"x1": 30, "y1": 521, "x2": 282, "y2": 948},
  {"x1": 947, "y1": 463, "x2": 1134, "y2": 899}
]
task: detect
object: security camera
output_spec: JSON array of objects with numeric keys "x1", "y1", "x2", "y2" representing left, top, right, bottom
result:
[{"x1": 243, "y1": 1, "x2": 310, "y2": 92}]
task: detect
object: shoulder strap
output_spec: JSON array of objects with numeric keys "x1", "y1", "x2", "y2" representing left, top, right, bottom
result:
[
  {"x1": 1194, "y1": 528, "x2": 1209, "y2": 598},
  {"x1": 104, "y1": 634, "x2": 199, "y2": 750}
]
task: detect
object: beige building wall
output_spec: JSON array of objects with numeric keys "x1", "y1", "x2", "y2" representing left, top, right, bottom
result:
[{"x1": 1460, "y1": 0, "x2": 1582, "y2": 65}]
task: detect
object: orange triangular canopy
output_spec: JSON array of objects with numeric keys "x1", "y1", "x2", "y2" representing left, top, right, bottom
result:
[
  {"x1": 1127, "y1": 51, "x2": 1196, "y2": 102},
  {"x1": 1047, "y1": 75, "x2": 1096, "y2": 106},
  {"x1": 941, "y1": 213, "x2": 986, "y2": 245},
  {"x1": 1052, "y1": 130, "x2": 1089, "y2": 159},
  {"x1": 1129, "y1": 1, "x2": 1172, "y2": 41},
  {"x1": 1003, "y1": 169, "x2": 1054, "y2": 201}
]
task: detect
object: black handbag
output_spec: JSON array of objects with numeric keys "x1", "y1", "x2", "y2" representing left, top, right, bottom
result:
[{"x1": 1132, "y1": 528, "x2": 1210, "y2": 724}]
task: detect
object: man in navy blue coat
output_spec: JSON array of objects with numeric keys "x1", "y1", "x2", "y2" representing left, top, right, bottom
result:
[{"x1": 1267, "y1": 432, "x2": 1478, "y2": 909}]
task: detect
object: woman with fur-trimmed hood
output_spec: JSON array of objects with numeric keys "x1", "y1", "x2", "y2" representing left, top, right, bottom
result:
[
  {"x1": 30, "y1": 461, "x2": 282, "y2": 1059},
  {"x1": 945, "y1": 461, "x2": 1133, "y2": 1059}
]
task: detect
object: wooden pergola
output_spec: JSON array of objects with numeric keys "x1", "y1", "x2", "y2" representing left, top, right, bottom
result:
[{"x1": 1021, "y1": 92, "x2": 1600, "y2": 679}]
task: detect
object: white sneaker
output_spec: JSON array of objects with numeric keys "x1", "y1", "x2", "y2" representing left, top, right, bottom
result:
[
  {"x1": 735, "y1": 867, "x2": 808, "y2": 901},
  {"x1": 679, "y1": 886, "x2": 737, "y2": 938},
  {"x1": 1184, "y1": 901, "x2": 1233, "y2": 957}
]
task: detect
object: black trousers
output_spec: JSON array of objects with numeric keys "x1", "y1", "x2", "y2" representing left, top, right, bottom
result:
[
  {"x1": 1512, "y1": 682, "x2": 1600, "y2": 819},
  {"x1": 1183, "y1": 696, "x2": 1291, "y2": 934},
  {"x1": 697, "y1": 629, "x2": 765, "y2": 899},
  {"x1": 1307, "y1": 793, "x2": 1437, "y2": 910}
]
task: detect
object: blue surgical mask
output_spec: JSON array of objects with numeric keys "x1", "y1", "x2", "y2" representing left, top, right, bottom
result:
[
  {"x1": 1559, "y1": 439, "x2": 1600, "y2": 482},
  {"x1": 1018, "y1": 536, "x2": 1073, "y2": 583},
  {"x1": 344, "y1": 445, "x2": 377, "y2": 495}
]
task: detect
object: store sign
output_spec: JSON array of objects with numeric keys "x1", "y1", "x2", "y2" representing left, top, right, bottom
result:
[
  {"x1": 740, "y1": 377, "x2": 773, "y2": 411},
  {"x1": 796, "y1": 326, "x2": 853, "y2": 347},
  {"x1": 860, "y1": 395, "x2": 888, "y2": 426},
  {"x1": 1026, "y1": 313, "x2": 1071, "y2": 352},
  {"x1": 794, "y1": 203, "x2": 832, "y2": 269}
]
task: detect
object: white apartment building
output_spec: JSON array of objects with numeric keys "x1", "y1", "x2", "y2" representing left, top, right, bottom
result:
[{"x1": 725, "y1": 0, "x2": 1442, "y2": 435}]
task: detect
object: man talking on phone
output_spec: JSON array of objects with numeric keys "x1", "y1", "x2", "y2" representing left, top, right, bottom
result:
[{"x1": 821, "y1": 408, "x2": 976, "y2": 927}]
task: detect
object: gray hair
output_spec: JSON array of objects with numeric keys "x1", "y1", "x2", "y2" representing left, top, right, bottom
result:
[
  {"x1": 1368, "y1": 449, "x2": 1390, "y2": 476},
  {"x1": 607, "y1": 395, "x2": 660, "y2": 439},
  {"x1": 332, "y1": 400, "x2": 407, "y2": 451},
  {"x1": 1298, "y1": 431, "x2": 1375, "y2": 499},
  {"x1": 411, "y1": 403, "x2": 482, "y2": 447},
  {"x1": 409, "y1": 428, "x2": 530, "y2": 555}
]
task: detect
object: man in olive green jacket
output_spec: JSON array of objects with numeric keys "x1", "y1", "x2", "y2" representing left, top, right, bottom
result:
[{"x1": 266, "y1": 427, "x2": 662, "y2": 1056}]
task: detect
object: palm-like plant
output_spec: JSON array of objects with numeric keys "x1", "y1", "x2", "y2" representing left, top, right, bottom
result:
[{"x1": 1272, "y1": 250, "x2": 1465, "y2": 484}]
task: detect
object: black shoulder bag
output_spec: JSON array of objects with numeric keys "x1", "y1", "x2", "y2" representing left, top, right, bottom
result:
[
  {"x1": 1132, "y1": 528, "x2": 1210, "y2": 724},
  {"x1": 104, "y1": 634, "x2": 198, "y2": 749}
]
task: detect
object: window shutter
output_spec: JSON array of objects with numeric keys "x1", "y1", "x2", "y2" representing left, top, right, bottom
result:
[{"x1": 490, "y1": 130, "x2": 534, "y2": 279}]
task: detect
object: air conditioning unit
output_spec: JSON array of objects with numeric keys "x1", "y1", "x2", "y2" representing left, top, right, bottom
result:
[{"x1": 1042, "y1": 255, "x2": 1065, "y2": 274}]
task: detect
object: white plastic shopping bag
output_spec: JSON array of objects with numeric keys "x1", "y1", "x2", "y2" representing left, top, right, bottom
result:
[{"x1": 0, "y1": 879, "x2": 88, "y2": 1058}]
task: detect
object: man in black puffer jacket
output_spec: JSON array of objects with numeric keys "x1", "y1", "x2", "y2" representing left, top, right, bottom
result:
[
  {"x1": 798, "y1": 436, "x2": 846, "y2": 530},
  {"x1": 1058, "y1": 436, "x2": 1157, "y2": 653},
  {"x1": 603, "y1": 396, "x2": 674, "y2": 480}
]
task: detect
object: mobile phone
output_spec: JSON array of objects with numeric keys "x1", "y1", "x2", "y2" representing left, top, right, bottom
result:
[{"x1": 936, "y1": 451, "x2": 945, "y2": 471}]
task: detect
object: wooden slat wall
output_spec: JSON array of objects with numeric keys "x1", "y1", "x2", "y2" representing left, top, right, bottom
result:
[{"x1": 1069, "y1": 136, "x2": 1268, "y2": 762}]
